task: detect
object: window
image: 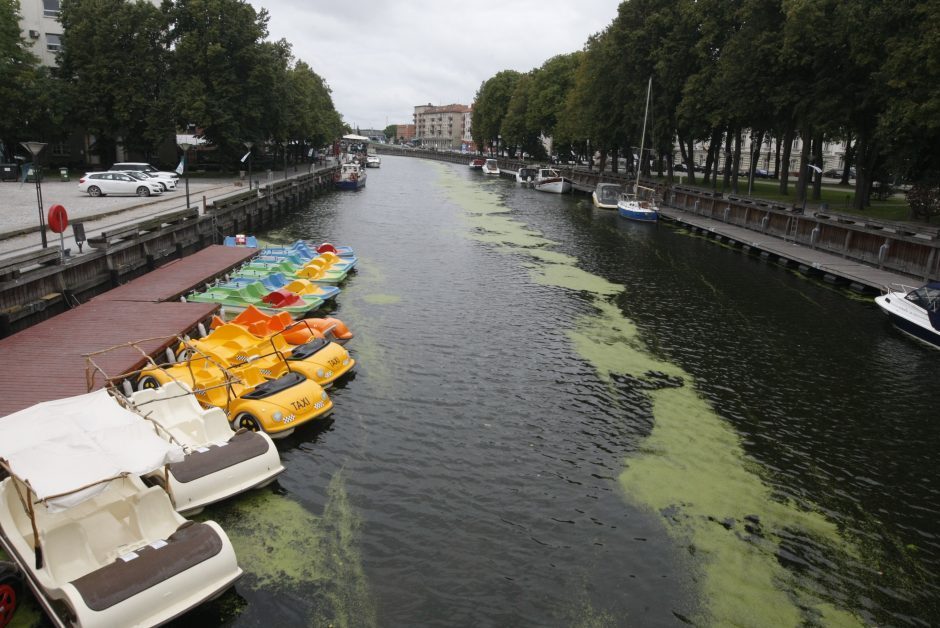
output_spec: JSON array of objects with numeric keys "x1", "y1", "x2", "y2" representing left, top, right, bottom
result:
[
  {"x1": 50, "y1": 142, "x2": 68, "y2": 157},
  {"x1": 43, "y1": 0, "x2": 60, "y2": 17},
  {"x1": 46, "y1": 33, "x2": 61, "y2": 51}
]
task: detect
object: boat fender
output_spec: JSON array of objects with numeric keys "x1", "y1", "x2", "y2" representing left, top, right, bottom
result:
[
  {"x1": 198, "y1": 322, "x2": 208, "y2": 338},
  {"x1": 165, "y1": 347, "x2": 176, "y2": 364},
  {"x1": 122, "y1": 380, "x2": 133, "y2": 396}
]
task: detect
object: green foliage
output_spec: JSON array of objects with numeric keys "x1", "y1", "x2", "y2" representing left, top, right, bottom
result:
[
  {"x1": 0, "y1": 0, "x2": 45, "y2": 150},
  {"x1": 907, "y1": 181, "x2": 940, "y2": 221},
  {"x1": 471, "y1": 70, "x2": 521, "y2": 151},
  {"x1": 57, "y1": 0, "x2": 171, "y2": 163},
  {"x1": 384, "y1": 124, "x2": 397, "y2": 140}
]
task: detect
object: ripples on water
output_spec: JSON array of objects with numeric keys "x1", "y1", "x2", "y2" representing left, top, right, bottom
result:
[{"x1": 168, "y1": 156, "x2": 939, "y2": 628}]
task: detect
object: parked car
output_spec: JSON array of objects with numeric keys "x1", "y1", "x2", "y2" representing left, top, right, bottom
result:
[
  {"x1": 823, "y1": 167, "x2": 856, "y2": 179},
  {"x1": 754, "y1": 168, "x2": 771, "y2": 178},
  {"x1": 110, "y1": 161, "x2": 180, "y2": 180},
  {"x1": 116, "y1": 170, "x2": 177, "y2": 191},
  {"x1": 78, "y1": 171, "x2": 164, "y2": 197}
]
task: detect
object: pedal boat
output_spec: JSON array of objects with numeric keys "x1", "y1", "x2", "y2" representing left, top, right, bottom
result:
[
  {"x1": 137, "y1": 357, "x2": 333, "y2": 438},
  {"x1": 0, "y1": 390, "x2": 242, "y2": 628},
  {"x1": 253, "y1": 249, "x2": 358, "y2": 274},
  {"x1": 220, "y1": 273, "x2": 340, "y2": 302},
  {"x1": 212, "y1": 305, "x2": 354, "y2": 346},
  {"x1": 237, "y1": 258, "x2": 348, "y2": 285},
  {"x1": 128, "y1": 381, "x2": 285, "y2": 515},
  {"x1": 186, "y1": 282, "x2": 323, "y2": 318},
  {"x1": 177, "y1": 323, "x2": 355, "y2": 389}
]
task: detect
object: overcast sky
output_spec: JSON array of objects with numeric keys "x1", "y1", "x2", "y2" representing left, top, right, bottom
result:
[{"x1": 248, "y1": 0, "x2": 623, "y2": 132}]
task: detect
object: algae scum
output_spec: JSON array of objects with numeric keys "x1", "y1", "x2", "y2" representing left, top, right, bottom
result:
[
  {"x1": 196, "y1": 470, "x2": 375, "y2": 628},
  {"x1": 440, "y1": 165, "x2": 868, "y2": 627}
]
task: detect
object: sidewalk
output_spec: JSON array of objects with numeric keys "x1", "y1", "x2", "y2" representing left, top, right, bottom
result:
[{"x1": 0, "y1": 176, "x2": 246, "y2": 259}]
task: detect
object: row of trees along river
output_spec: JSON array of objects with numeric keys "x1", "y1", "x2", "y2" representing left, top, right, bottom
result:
[
  {"x1": 0, "y1": 0, "x2": 344, "y2": 167},
  {"x1": 470, "y1": 0, "x2": 940, "y2": 217}
]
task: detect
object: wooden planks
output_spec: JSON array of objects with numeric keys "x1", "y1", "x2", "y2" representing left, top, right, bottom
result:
[
  {"x1": 0, "y1": 300, "x2": 218, "y2": 417},
  {"x1": 94, "y1": 245, "x2": 256, "y2": 303}
]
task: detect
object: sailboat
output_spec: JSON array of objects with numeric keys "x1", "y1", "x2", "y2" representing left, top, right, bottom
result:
[{"x1": 617, "y1": 77, "x2": 659, "y2": 222}]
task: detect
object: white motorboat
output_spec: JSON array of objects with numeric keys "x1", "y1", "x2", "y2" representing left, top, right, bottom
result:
[
  {"x1": 366, "y1": 154, "x2": 381, "y2": 168},
  {"x1": 592, "y1": 183, "x2": 622, "y2": 209},
  {"x1": 129, "y1": 381, "x2": 285, "y2": 515},
  {"x1": 0, "y1": 389, "x2": 242, "y2": 628},
  {"x1": 534, "y1": 168, "x2": 572, "y2": 194},
  {"x1": 482, "y1": 159, "x2": 500, "y2": 175},
  {"x1": 875, "y1": 282, "x2": 940, "y2": 348},
  {"x1": 516, "y1": 167, "x2": 539, "y2": 185},
  {"x1": 618, "y1": 77, "x2": 660, "y2": 222}
]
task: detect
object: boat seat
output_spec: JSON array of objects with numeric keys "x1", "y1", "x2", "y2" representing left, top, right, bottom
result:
[
  {"x1": 131, "y1": 486, "x2": 180, "y2": 542},
  {"x1": 43, "y1": 522, "x2": 98, "y2": 584},
  {"x1": 81, "y1": 505, "x2": 139, "y2": 564},
  {"x1": 203, "y1": 407, "x2": 235, "y2": 443},
  {"x1": 3, "y1": 481, "x2": 33, "y2": 540}
]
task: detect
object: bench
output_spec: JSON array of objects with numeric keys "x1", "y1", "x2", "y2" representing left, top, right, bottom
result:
[
  {"x1": 0, "y1": 247, "x2": 62, "y2": 280},
  {"x1": 87, "y1": 224, "x2": 140, "y2": 250}
]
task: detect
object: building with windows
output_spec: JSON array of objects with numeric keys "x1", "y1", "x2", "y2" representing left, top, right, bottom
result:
[
  {"x1": 393, "y1": 124, "x2": 415, "y2": 143},
  {"x1": 15, "y1": 0, "x2": 169, "y2": 167},
  {"x1": 17, "y1": 0, "x2": 64, "y2": 66},
  {"x1": 413, "y1": 103, "x2": 472, "y2": 150}
]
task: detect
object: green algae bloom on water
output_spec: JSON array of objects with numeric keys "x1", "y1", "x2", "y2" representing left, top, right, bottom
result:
[{"x1": 443, "y1": 168, "x2": 864, "y2": 627}]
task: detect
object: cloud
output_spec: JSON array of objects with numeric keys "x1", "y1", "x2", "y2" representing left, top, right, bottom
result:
[{"x1": 248, "y1": 0, "x2": 621, "y2": 129}]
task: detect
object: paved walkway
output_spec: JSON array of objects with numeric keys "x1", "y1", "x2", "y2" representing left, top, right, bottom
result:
[{"x1": 0, "y1": 176, "x2": 247, "y2": 258}]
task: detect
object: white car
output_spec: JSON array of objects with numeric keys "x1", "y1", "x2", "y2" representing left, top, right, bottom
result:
[
  {"x1": 78, "y1": 172, "x2": 164, "y2": 197},
  {"x1": 110, "y1": 162, "x2": 180, "y2": 180},
  {"x1": 117, "y1": 170, "x2": 178, "y2": 191}
]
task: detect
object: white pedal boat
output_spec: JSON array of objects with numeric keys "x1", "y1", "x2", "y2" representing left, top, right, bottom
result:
[
  {"x1": 129, "y1": 381, "x2": 285, "y2": 515},
  {"x1": 0, "y1": 389, "x2": 242, "y2": 627}
]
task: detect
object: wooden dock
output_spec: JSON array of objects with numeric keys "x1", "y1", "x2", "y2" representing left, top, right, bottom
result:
[
  {"x1": 0, "y1": 245, "x2": 257, "y2": 417},
  {"x1": 658, "y1": 207, "x2": 910, "y2": 292}
]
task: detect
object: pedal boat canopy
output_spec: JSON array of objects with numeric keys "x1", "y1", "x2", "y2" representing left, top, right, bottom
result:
[{"x1": 0, "y1": 389, "x2": 184, "y2": 512}]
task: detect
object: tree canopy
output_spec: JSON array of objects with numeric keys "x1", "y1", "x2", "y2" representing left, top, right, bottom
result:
[
  {"x1": 472, "y1": 0, "x2": 934, "y2": 211},
  {"x1": 1, "y1": 0, "x2": 344, "y2": 169}
]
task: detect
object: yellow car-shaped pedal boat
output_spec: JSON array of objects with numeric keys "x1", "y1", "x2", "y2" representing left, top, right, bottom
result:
[
  {"x1": 178, "y1": 322, "x2": 355, "y2": 388},
  {"x1": 137, "y1": 357, "x2": 332, "y2": 438}
]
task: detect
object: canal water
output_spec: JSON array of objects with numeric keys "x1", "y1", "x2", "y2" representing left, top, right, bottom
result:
[
  {"x1": 12, "y1": 155, "x2": 938, "y2": 627},
  {"x1": 207, "y1": 155, "x2": 938, "y2": 628}
]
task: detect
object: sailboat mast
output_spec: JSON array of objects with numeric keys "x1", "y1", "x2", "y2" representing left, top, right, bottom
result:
[{"x1": 635, "y1": 76, "x2": 652, "y2": 196}]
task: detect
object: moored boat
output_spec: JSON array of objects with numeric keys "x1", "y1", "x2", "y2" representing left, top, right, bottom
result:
[
  {"x1": 875, "y1": 282, "x2": 940, "y2": 349},
  {"x1": 592, "y1": 183, "x2": 622, "y2": 209},
  {"x1": 129, "y1": 381, "x2": 285, "y2": 515},
  {"x1": 516, "y1": 167, "x2": 539, "y2": 185},
  {"x1": 534, "y1": 168, "x2": 572, "y2": 194},
  {"x1": 366, "y1": 154, "x2": 381, "y2": 168},
  {"x1": 482, "y1": 159, "x2": 500, "y2": 175},
  {"x1": 618, "y1": 76, "x2": 660, "y2": 222},
  {"x1": 335, "y1": 162, "x2": 366, "y2": 190},
  {"x1": 469, "y1": 158, "x2": 485, "y2": 169},
  {"x1": 0, "y1": 390, "x2": 243, "y2": 627}
]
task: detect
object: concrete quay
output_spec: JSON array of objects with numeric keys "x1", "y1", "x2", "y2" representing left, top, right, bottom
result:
[{"x1": 0, "y1": 176, "x2": 245, "y2": 259}]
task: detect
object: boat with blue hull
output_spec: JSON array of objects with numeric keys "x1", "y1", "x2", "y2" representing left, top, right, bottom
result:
[
  {"x1": 335, "y1": 162, "x2": 366, "y2": 190},
  {"x1": 617, "y1": 76, "x2": 660, "y2": 223},
  {"x1": 875, "y1": 282, "x2": 940, "y2": 349}
]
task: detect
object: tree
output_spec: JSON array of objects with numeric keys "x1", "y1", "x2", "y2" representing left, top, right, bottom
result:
[
  {"x1": 165, "y1": 0, "x2": 275, "y2": 162},
  {"x1": 57, "y1": 0, "x2": 171, "y2": 164},
  {"x1": 384, "y1": 124, "x2": 397, "y2": 141},
  {"x1": 0, "y1": 0, "x2": 42, "y2": 155},
  {"x1": 471, "y1": 70, "x2": 521, "y2": 154}
]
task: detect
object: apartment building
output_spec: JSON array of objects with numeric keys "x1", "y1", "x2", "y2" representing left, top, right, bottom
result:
[{"x1": 413, "y1": 103, "x2": 472, "y2": 150}]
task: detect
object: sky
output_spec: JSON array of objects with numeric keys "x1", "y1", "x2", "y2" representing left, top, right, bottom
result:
[{"x1": 248, "y1": 0, "x2": 623, "y2": 132}]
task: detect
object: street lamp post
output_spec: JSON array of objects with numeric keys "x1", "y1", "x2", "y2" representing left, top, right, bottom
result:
[
  {"x1": 178, "y1": 142, "x2": 192, "y2": 209},
  {"x1": 244, "y1": 142, "x2": 254, "y2": 189},
  {"x1": 20, "y1": 141, "x2": 48, "y2": 248}
]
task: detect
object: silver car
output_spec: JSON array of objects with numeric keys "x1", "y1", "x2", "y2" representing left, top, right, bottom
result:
[
  {"x1": 117, "y1": 170, "x2": 178, "y2": 191},
  {"x1": 78, "y1": 172, "x2": 164, "y2": 197}
]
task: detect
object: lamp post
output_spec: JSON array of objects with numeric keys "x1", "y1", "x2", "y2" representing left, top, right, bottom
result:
[
  {"x1": 20, "y1": 141, "x2": 48, "y2": 248},
  {"x1": 178, "y1": 141, "x2": 192, "y2": 209},
  {"x1": 244, "y1": 141, "x2": 253, "y2": 189}
]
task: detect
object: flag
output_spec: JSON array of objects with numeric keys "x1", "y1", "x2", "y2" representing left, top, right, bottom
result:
[
  {"x1": 240, "y1": 150, "x2": 251, "y2": 163},
  {"x1": 807, "y1": 164, "x2": 822, "y2": 173},
  {"x1": 175, "y1": 156, "x2": 185, "y2": 175}
]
